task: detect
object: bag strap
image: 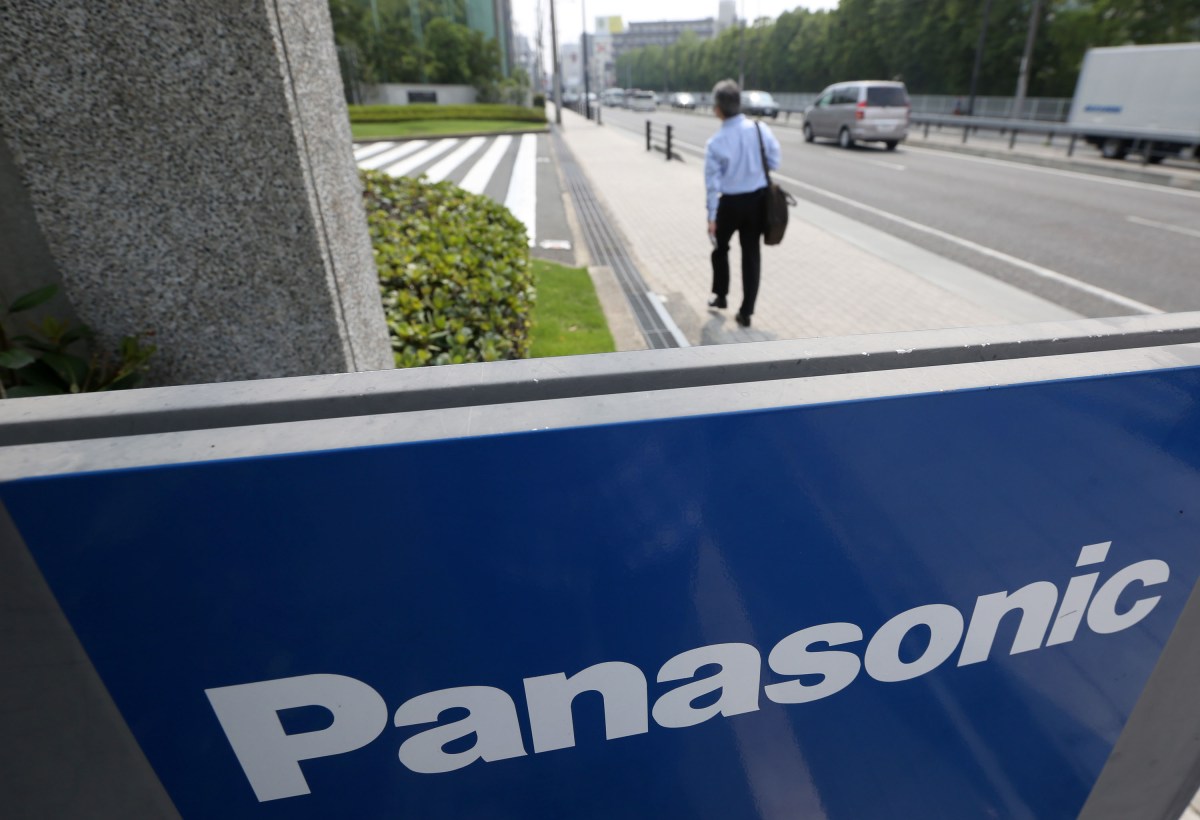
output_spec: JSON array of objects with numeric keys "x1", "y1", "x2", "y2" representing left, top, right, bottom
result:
[{"x1": 755, "y1": 122, "x2": 772, "y2": 187}]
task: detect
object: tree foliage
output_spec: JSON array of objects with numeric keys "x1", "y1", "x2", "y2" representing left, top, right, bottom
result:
[{"x1": 615, "y1": 0, "x2": 1199, "y2": 97}]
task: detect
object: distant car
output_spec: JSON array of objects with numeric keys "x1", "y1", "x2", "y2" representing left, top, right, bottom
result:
[
  {"x1": 601, "y1": 88, "x2": 625, "y2": 107},
  {"x1": 803, "y1": 80, "x2": 910, "y2": 150},
  {"x1": 671, "y1": 92, "x2": 697, "y2": 109},
  {"x1": 562, "y1": 90, "x2": 581, "y2": 106},
  {"x1": 741, "y1": 90, "x2": 780, "y2": 118},
  {"x1": 629, "y1": 90, "x2": 657, "y2": 112}
]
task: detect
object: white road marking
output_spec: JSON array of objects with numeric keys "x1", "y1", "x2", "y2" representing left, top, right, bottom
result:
[
  {"x1": 424, "y1": 137, "x2": 487, "y2": 183},
  {"x1": 865, "y1": 158, "x2": 906, "y2": 171},
  {"x1": 357, "y1": 140, "x2": 427, "y2": 170},
  {"x1": 504, "y1": 134, "x2": 538, "y2": 247},
  {"x1": 354, "y1": 142, "x2": 396, "y2": 161},
  {"x1": 459, "y1": 135, "x2": 514, "y2": 194},
  {"x1": 380, "y1": 139, "x2": 458, "y2": 178},
  {"x1": 769, "y1": 169, "x2": 1163, "y2": 315},
  {"x1": 1127, "y1": 215, "x2": 1200, "y2": 241},
  {"x1": 903, "y1": 144, "x2": 1200, "y2": 200}
]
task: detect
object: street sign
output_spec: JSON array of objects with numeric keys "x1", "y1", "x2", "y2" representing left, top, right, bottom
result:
[{"x1": 4, "y1": 336, "x2": 1200, "y2": 818}]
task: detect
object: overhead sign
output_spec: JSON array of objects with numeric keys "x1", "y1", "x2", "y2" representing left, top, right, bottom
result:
[{"x1": 4, "y1": 362, "x2": 1200, "y2": 817}]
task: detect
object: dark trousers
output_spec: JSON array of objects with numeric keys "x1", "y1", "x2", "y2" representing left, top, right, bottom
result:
[{"x1": 711, "y1": 187, "x2": 767, "y2": 316}]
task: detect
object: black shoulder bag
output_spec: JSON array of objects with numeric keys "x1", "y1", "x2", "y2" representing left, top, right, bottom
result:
[{"x1": 755, "y1": 122, "x2": 796, "y2": 246}]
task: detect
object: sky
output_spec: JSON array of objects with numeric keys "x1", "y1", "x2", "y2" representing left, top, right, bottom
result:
[{"x1": 512, "y1": 0, "x2": 840, "y2": 50}]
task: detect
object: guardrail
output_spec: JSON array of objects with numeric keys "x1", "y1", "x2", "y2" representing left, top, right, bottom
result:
[
  {"x1": 910, "y1": 113, "x2": 1200, "y2": 165},
  {"x1": 646, "y1": 120, "x2": 682, "y2": 162}
]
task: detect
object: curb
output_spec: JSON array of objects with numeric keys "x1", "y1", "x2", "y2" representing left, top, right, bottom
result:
[{"x1": 546, "y1": 123, "x2": 648, "y2": 352}]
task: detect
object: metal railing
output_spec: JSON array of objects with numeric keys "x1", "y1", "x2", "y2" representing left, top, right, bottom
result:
[
  {"x1": 646, "y1": 120, "x2": 682, "y2": 161},
  {"x1": 658, "y1": 92, "x2": 1073, "y2": 122},
  {"x1": 910, "y1": 113, "x2": 1200, "y2": 166}
]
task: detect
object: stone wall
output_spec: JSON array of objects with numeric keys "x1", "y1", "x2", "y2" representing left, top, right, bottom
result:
[{"x1": 0, "y1": 0, "x2": 393, "y2": 386}]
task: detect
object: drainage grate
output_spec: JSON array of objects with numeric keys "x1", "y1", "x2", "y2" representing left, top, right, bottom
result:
[{"x1": 552, "y1": 130, "x2": 682, "y2": 349}]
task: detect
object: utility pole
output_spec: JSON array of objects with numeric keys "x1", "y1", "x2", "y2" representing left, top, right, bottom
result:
[
  {"x1": 549, "y1": 0, "x2": 562, "y2": 124},
  {"x1": 1013, "y1": 0, "x2": 1043, "y2": 119},
  {"x1": 582, "y1": 0, "x2": 591, "y2": 119},
  {"x1": 737, "y1": 0, "x2": 746, "y2": 88},
  {"x1": 662, "y1": 34, "x2": 669, "y2": 94},
  {"x1": 534, "y1": 0, "x2": 545, "y2": 94},
  {"x1": 966, "y1": 0, "x2": 994, "y2": 116}
]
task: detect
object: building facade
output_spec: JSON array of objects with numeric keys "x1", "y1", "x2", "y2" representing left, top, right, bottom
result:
[{"x1": 611, "y1": 18, "x2": 718, "y2": 63}]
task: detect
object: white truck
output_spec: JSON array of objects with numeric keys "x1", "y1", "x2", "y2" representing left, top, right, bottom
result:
[{"x1": 1068, "y1": 42, "x2": 1200, "y2": 163}]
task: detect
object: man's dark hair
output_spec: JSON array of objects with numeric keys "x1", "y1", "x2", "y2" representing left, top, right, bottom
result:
[{"x1": 712, "y1": 79, "x2": 741, "y2": 118}]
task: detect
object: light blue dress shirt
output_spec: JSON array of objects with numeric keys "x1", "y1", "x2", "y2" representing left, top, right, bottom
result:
[{"x1": 704, "y1": 114, "x2": 782, "y2": 222}]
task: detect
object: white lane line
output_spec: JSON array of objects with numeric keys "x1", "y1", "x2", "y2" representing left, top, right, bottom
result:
[
  {"x1": 903, "y1": 144, "x2": 1200, "y2": 200},
  {"x1": 865, "y1": 158, "x2": 906, "y2": 171},
  {"x1": 459, "y1": 135, "x2": 514, "y2": 194},
  {"x1": 504, "y1": 134, "x2": 538, "y2": 247},
  {"x1": 380, "y1": 139, "x2": 458, "y2": 178},
  {"x1": 358, "y1": 140, "x2": 427, "y2": 170},
  {"x1": 425, "y1": 137, "x2": 487, "y2": 183},
  {"x1": 354, "y1": 141, "x2": 396, "y2": 161},
  {"x1": 770, "y1": 169, "x2": 1163, "y2": 315},
  {"x1": 1127, "y1": 215, "x2": 1200, "y2": 241}
]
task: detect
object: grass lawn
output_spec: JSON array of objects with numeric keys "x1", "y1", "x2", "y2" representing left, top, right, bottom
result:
[
  {"x1": 529, "y1": 259, "x2": 616, "y2": 358},
  {"x1": 352, "y1": 120, "x2": 547, "y2": 140}
]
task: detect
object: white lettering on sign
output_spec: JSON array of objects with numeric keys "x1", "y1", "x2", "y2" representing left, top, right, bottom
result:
[{"x1": 205, "y1": 541, "x2": 1169, "y2": 801}]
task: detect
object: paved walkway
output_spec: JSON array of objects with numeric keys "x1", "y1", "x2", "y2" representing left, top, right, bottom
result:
[{"x1": 554, "y1": 107, "x2": 1078, "y2": 348}]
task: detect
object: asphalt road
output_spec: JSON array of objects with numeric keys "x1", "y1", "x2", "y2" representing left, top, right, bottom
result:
[{"x1": 598, "y1": 105, "x2": 1200, "y2": 318}]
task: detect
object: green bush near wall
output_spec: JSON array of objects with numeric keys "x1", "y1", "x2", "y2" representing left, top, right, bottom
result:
[
  {"x1": 361, "y1": 170, "x2": 535, "y2": 368},
  {"x1": 349, "y1": 104, "x2": 546, "y2": 124}
]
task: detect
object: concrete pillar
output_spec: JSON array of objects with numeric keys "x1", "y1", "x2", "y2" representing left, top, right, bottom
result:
[{"x1": 0, "y1": 0, "x2": 393, "y2": 386}]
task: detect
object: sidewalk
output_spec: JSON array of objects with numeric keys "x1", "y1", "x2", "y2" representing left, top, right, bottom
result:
[{"x1": 554, "y1": 107, "x2": 1079, "y2": 348}]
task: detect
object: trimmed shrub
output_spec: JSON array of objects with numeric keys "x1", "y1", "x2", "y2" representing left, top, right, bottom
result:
[
  {"x1": 349, "y1": 104, "x2": 546, "y2": 124},
  {"x1": 362, "y1": 170, "x2": 535, "y2": 368},
  {"x1": 532, "y1": 93, "x2": 546, "y2": 108}
]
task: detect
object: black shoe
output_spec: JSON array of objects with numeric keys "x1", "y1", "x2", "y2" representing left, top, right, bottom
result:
[
  {"x1": 707, "y1": 295, "x2": 727, "y2": 309},
  {"x1": 735, "y1": 312, "x2": 751, "y2": 328}
]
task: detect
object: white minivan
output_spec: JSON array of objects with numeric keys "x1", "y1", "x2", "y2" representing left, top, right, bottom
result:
[
  {"x1": 629, "y1": 90, "x2": 657, "y2": 112},
  {"x1": 803, "y1": 81, "x2": 910, "y2": 150}
]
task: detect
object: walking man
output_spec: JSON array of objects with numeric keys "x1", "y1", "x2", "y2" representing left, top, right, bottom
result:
[{"x1": 705, "y1": 79, "x2": 782, "y2": 328}]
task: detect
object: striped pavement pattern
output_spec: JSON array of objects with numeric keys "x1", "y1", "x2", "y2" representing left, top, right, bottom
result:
[{"x1": 354, "y1": 134, "x2": 539, "y2": 246}]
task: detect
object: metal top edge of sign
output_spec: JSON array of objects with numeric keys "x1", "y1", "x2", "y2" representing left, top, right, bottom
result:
[
  {"x1": 3, "y1": 341, "x2": 1200, "y2": 483},
  {"x1": 2, "y1": 313, "x2": 1200, "y2": 449}
]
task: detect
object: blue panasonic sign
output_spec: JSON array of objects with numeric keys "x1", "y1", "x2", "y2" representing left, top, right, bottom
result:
[
  {"x1": 3, "y1": 344, "x2": 1200, "y2": 818},
  {"x1": 204, "y1": 539, "x2": 1165, "y2": 803}
]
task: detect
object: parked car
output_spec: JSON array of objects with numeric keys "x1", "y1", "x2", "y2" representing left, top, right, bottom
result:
[
  {"x1": 741, "y1": 90, "x2": 780, "y2": 118},
  {"x1": 629, "y1": 89, "x2": 657, "y2": 112},
  {"x1": 803, "y1": 81, "x2": 910, "y2": 150},
  {"x1": 671, "y1": 92, "x2": 697, "y2": 109},
  {"x1": 562, "y1": 90, "x2": 581, "y2": 106},
  {"x1": 601, "y1": 88, "x2": 625, "y2": 107}
]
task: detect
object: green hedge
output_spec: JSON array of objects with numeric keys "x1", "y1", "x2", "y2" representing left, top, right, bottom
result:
[
  {"x1": 362, "y1": 170, "x2": 535, "y2": 368},
  {"x1": 349, "y1": 104, "x2": 546, "y2": 124}
]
